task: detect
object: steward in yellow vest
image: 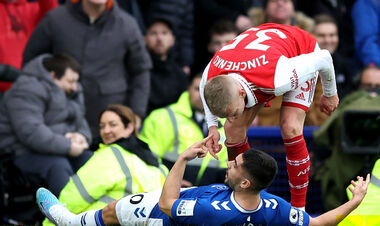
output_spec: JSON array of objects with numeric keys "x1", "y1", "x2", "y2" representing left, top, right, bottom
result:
[
  {"x1": 59, "y1": 137, "x2": 168, "y2": 213},
  {"x1": 339, "y1": 159, "x2": 380, "y2": 225},
  {"x1": 140, "y1": 77, "x2": 228, "y2": 186}
]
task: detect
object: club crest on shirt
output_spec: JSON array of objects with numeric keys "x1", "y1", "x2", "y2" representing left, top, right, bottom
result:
[{"x1": 289, "y1": 207, "x2": 298, "y2": 224}]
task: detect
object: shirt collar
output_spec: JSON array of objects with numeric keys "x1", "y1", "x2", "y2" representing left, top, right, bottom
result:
[{"x1": 228, "y1": 73, "x2": 258, "y2": 108}]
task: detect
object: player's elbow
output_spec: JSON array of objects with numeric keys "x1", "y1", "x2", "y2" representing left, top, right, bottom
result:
[{"x1": 158, "y1": 199, "x2": 172, "y2": 218}]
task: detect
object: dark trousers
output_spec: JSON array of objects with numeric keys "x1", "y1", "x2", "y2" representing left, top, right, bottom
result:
[{"x1": 13, "y1": 150, "x2": 93, "y2": 196}]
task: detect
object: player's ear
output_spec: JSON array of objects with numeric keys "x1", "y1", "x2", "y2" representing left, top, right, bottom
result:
[
  {"x1": 240, "y1": 178, "x2": 251, "y2": 189},
  {"x1": 238, "y1": 87, "x2": 246, "y2": 98}
]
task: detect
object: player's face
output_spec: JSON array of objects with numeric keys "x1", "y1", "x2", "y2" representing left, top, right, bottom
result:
[
  {"x1": 225, "y1": 154, "x2": 245, "y2": 189},
  {"x1": 189, "y1": 77, "x2": 203, "y2": 112},
  {"x1": 208, "y1": 32, "x2": 238, "y2": 54},
  {"x1": 313, "y1": 22, "x2": 339, "y2": 54},
  {"x1": 225, "y1": 94, "x2": 245, "y2": 121},
  {"x1": 99, "y1": 111, "x2": 134, "y2": 145},
  {"x1": 52, "y1": 68, "x2": 79, "y2": 95},
  {"x1": 145, "y1": 22, "x2": 175, "y2": 57}
]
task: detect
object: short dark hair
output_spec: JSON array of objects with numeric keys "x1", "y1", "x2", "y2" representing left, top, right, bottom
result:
[
  {"x1": 42, "y1": 54, "x2": 80, "y2": 79},
  {"x1": 242, "y1": 148, "x2": 278, "y2": 193},
  {"x1": 146, "y1": 18, "x2": 173, "y2": 34},
  {"x1": 208, "y1": 19, "x2": 238, "y2": 40},
  {"x1": 313, "y1": 14, "x2": 337, "y2": 26}
]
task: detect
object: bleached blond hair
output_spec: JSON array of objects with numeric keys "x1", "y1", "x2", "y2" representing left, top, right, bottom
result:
[{"x1": 204, "y1": 75, "x2": 238, "y2": 117}]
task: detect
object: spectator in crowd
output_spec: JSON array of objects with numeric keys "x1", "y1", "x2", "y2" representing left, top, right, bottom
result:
[
  {"x1": 144, "y1": 18, "x2": 188, "y2": 114},
  {"x1": 352, "y1": 0, "x2": 380, "y2": 67},
  {"x1": 45, "y1": 104, "x2": 167, "y2": 220},
  {"x1": 312, "y1": 14, "x2": 357, "y2": 100},
  {"x1": 296, "y1": 0, "x2": 357, "y2": 59},
  {"x1": 313, "y1": 65, "x2": 380, "y2": 210},
  {"x1": 22, "y1": 0, "x2": 152, "y2": 136},
  {"x1": 0, "y1": 53, "x2": 92, "y2": 196},
  {"x1": 193, "y1": 0, "x2": 254, "y2": 77},
  {"x1": 139, "y1": 74, "x2": 228, "y2": 186},
  {"x1": 38, "y1": 138, "x2": 370, "y2": 226},
  {"x1": 248, "y1": 0, "x2": 315, "y2": 33},
  {"x1": 193, "y1": 19, "x2": 239, "y2": 75},
  {"x1": 304, "y1": 14, "x2": 358, "y2": 126},
  {"x1": 359, "y1": 65, "x2": 380, "y2": 97},
  {"x1": 0, "y1": 0, "x2": 58, "y2": 93},
  {"x1": 139, "y1": 0, "x2": 194, "y2": 75}
]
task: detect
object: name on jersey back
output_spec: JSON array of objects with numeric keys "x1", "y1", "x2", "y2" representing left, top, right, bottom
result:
[{"x1": 213, "y1": 55, "x2": 269, "y2": 71}]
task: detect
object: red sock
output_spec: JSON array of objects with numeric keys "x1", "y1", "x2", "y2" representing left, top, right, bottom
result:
[
  {"x1": 283, "y1": 135, "x2": 310, "y2": 208},
  {"x1": 225, "y1": 137, "x2": 250, "y2": 161}
]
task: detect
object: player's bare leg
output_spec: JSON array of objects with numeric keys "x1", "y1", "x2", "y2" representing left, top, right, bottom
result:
[
  {"x1": 280, "y1": 106, "x2": 309, "y2": 209},
  {"x1": 102, "y1": 200, "x2": 121, "y2": 225}
]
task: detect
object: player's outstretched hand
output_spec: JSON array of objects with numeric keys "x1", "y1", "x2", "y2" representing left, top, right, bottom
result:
[
  {"x1": 206, "y1": 126, "x2": 222, "y2": 160},
  {"x1": 320, "y1": 93, "x2": 339, "y2": 115},
  {"x1": 349, "y1": 174, "x2": 370, "y2": 207},
  {"x1": 181, "y1": 135, "x2": 213, "y2": 162}
]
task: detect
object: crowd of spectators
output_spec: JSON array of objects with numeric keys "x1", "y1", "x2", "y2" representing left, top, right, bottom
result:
[{"x1": 1, "y1": 0, "x2": 379, "y2": 223}]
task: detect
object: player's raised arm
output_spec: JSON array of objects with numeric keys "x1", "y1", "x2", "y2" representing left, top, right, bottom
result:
[
  {"x1": 199, "y1": 62, "x2": 222, "y2": 157},
  {"x1": 309, "y1": 174, "x2": 370, "y2": 226},
  {"x1": 158, "y1": 136, "x2": 212, "y2": 217}
]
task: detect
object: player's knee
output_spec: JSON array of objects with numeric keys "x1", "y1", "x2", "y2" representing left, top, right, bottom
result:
[
  {"x1": 280, "y1": 121, "x2": 302, "y2": 138},
  {"x1": 102, "y1": 200, "x2": 120, "y2": 225}
]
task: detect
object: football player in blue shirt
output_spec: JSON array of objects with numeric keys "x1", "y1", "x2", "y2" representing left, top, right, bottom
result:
[{"x1": 37, "y1": 136, "x2": 370, "y2": 226}]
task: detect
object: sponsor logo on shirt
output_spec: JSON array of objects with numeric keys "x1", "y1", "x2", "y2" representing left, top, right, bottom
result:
[
  {"x1": 211, "y1": 185, "x2": 229, "y2": 190},
  {"x1": 290, "y1": 69, "x2": 299, "y2": 89},
  {"x1": 176, "y1": 200, "x2": 196, "y2": 216}
]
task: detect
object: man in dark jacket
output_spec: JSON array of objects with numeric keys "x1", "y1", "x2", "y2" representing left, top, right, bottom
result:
[
  {"x1": 140, "y1": 0, "x2": 194, "y2": 75},
  {"x1": 0, "y1": 54, "x2": 92, "y2": 196},
  {"x1": 144, "y1": 18, "x2": 188, "y2": 114},
  {"x1": 22, "y1": 0, "x2": 152, "y2": 135}
]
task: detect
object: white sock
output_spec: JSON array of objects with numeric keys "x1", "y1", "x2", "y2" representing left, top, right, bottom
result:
[{"x1": 50, "y1": 206, "x2": 104, "y2": 226}]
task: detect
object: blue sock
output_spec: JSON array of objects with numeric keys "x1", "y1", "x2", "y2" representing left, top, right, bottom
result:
[{"x1": 95, "y1": 210, "x2": 105, "y2": 226}]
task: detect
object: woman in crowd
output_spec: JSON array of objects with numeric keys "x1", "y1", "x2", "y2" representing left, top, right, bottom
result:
[{"x1": 50, "y1": 104, "x2": 168, "y2": 216}]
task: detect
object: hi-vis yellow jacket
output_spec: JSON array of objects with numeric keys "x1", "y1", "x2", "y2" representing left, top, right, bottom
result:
[
  {"x1": 339, "y1": 158, "x2": 380, "y2": 225},
  {"x1": 139, "y1": 91, "x2": 228, "y2": 186},
  {"x1": 59, "y1": 139, "x2": 168, "y2": 213}
]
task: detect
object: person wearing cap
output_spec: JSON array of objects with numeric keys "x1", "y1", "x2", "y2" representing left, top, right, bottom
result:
[{"x1": 144, "y1": 18, "x2": 188, "y2": 114}]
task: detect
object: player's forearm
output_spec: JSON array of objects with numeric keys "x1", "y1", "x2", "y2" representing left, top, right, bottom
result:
[
  {"x1": 310, "y1": 199, "x2": 360, "y2": 226},
  {"x1": 158, "y1": 156, "x2": 188, "y2": 217},
  {"x1": 313, "y1": 50, "x2": 337, "y2": 97}
]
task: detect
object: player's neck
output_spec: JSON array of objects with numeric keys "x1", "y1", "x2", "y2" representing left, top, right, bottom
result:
[{"x1": 234, "y1": 191, "x2": 260, "y2": 210}]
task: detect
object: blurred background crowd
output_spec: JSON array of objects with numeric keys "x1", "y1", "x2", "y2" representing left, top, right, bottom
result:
[{"x1": 1, "y1": 0, "x2": 380, "y2": 224}]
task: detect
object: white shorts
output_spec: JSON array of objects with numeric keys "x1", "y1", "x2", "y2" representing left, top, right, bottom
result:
[
  {"x1": 282, "y1": 72, "x2": 318, "y2": 112},
  {"x1": 115, "y1": 190, "x2": 163, "y2": 226}
]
